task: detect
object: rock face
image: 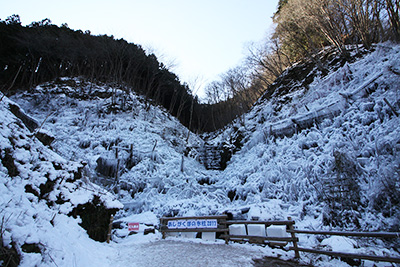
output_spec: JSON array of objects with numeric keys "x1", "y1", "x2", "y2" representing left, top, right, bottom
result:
[
  {"x1": 0, "y1": 243, "x2": 20, "y2": 267},
  {"x1": 199, "y1": 128, "x2": 245, "y2": 170},
  {"x1": 198, "y1": 144, "x2": 223, "y2": 170},
  {"x1": 69, "y1": 195, "x2": 119, "y2": 242}
]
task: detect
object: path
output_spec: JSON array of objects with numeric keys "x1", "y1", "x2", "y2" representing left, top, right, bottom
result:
[{"x1": 110, "y1": 238, "x2": 270, "y2": 266}]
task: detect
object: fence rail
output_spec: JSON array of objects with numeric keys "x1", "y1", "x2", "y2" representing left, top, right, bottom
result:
[
  {"x1": 289, "y1": 246, "x2": 400, "y2": 264},
  {"x1": 220, "y1": 234, "x2": 298, "y2": 243},
  {"x1": 162, "y1": 228, "x2": 229, "y2": 233},
  {"x1": 288, "y1": 229, "x2": 400, "y2": 238},
  {"x1": 159, "y1": 215, "x2": 299, "y2": 255},
  {"x1": 222, "y1": 220, "x2": 294, "y2": 226}
]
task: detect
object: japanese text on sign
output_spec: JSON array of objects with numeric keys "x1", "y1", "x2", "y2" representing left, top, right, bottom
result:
[{"x1": 167, "y1": 219, "x2": 217, "y2": 229}]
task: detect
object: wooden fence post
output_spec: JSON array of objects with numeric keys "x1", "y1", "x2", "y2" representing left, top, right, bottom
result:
[
  {"x1": 160, "y1": 218, "x2": 166, "y2": 239},
  {"x1": 287, "y1": 217, "x2": 300, "y2": 259},
  {"x1": 220, "y1": 216, "x2": 229, "y2": 244},
  {"x1": 107, "y1": 215, "x2": 114, "y2": 244}
]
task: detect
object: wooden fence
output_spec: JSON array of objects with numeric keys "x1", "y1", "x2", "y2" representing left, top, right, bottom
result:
[
  {"x1": 288, "y1": 228, "x2": 400, "y2": 264},
  {"x1": 159, "y1": 215, "x2": 400, "y2": 264},
  {"x1": 159, "y1": 215, "x2": 300, "y2": 257}
]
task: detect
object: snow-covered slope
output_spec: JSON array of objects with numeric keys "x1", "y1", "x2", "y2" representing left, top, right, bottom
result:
[
  {"x1": 11, "y1": 79, "x2": 230, "y2": 217},
  {"x1": 0, "y1": 97, "x2": 122, "y2": 266},
  {"x1": 212, "y1": 43, "x2": 400, "y2": 230},
  {"x1": 6, "y1": 42, "x2": 400, "y2": 266}
]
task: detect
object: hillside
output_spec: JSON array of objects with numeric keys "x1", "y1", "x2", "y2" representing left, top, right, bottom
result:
[
  {"x1": 2, "y1": 42, "x2": 400, "y2": 266},
  {"x1": 208, "y1": 43, "x2": 400, "y2": 230},
  {"x1": 0, "y1": 96, "x2": 122, "y2": 265},
  {"x1": 11, "y1": 77, "x2": 210, "y2": 216}
]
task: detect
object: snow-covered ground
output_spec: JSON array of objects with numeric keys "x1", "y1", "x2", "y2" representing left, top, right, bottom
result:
[
  {"x1": 2, "y1": 42, "x2": 400, "y2": 266},
  {"x1": 108, "y1": 236, "x2": 269, "y2": 267}
]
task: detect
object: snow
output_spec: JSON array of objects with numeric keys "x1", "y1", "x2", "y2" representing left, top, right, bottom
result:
[
  {"x1": 109, "y1": 236, "x2": 275, "y2": 267},
  {"x1": 115, "y1": 211, "x2": 159, "y2": 226},
  {"x1": 320, "y1": 236, "x2": 357, "y2": 253},
  {"x1": 2, "y1": 42, "x2": 400, "y2": 266}
]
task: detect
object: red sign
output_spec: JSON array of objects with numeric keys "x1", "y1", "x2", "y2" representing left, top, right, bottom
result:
[{"x1": 128, "y1": 222, "x2": 140, "y2": 232}]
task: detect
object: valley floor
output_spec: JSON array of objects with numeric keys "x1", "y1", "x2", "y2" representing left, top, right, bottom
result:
[
  {"x1": 96, "y1": 234, "x2": 369, "y2": 267},
  {"x1": 109, "y1": 238, "x2": 266, "y2": 267}
]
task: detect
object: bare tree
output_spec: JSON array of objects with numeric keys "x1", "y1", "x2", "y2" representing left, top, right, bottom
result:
[
  {"x1": 337, "y1": 0, "x2": 382, "y2": 49},
  {"x1": 204, "y1": 81, "x2": 225, "y2": 104},
  {"x1": 297, "y1": 0, "x2": 348, "y2": 53},
  {"x1": 246, "y1": 39, "x2": 291, "y2": 89},
  {"x1": 273, "y1": 0, "x2": 328, "y2": 62},
  {"x1": 274, "y1": 0, "x2": 394, "y2": 54}
]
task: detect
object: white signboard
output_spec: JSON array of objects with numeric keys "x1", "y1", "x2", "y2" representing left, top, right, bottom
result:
[{"x1": 167, "y1": 219, "x2": 217, "y2": 229}]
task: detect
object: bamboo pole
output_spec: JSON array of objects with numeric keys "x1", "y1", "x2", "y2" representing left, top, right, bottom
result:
[{"x1": 163, "y1": 228, "x2": 229, "y2": 233}]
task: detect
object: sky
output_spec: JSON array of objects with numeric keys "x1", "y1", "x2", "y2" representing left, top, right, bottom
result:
[{"x1": 1, "y1": 0, "x2": 278, "y2": 98}]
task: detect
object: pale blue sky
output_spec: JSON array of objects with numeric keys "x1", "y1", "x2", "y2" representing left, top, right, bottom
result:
[{"x1": 1, "y1": 0, "x2": 278, "y2": 97}]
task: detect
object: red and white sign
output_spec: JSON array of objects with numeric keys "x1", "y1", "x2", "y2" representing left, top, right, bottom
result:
[{"x1": 128, "y1": 222, "x2": 140, "y2": 232}]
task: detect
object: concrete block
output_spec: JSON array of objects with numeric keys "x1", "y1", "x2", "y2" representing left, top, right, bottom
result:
[
  {"x1": 181, "y1": 232, "x2": 197, "y2": 239},
  {"x1": 201, "y1": 232, "x2": 216, "y2": 242},
  {"x1": 266, "y1": 225, "x2": 287, "y2": 246},
  {"x1": 247, "y1": 224, "x2": 266, "y2": 236},
  {"x1": 229, "y1": 224, "x2": 247, "y2": 235}
]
